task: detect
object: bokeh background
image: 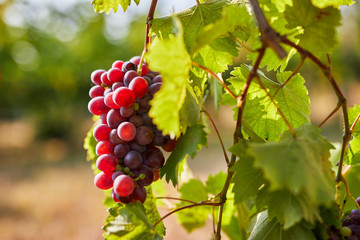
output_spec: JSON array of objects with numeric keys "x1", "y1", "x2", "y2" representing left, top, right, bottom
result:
[{"x1": 0, "y1": 0, "x2": 359, "y2": 239}]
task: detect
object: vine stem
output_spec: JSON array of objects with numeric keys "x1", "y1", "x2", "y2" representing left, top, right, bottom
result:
[
  {"x1": 155, "y1": 196, "x2": 197, "y2": 204},
  {"x1": 214, "y1": 47, "x2": 266, "y2": 240},
  {"x1": 202, "y1": 109, "x2": 230, "y2": 164},
  {"x1": 228, "y1": 32, "x2": 256, "y2": 52},
  {"x1": 192, "y1": 61, "x2": 238, "y2": 100},
  {"x1": 137, "y1": 0, "x2": 158, "y2": 73},
  {"x1": 350, "y1": 113, "x2": 360, "y2": 133},
  {"x1": 154, "y1": 202, "x2": 221, "y2": 227},
  {"x1": 280, "y1": 36, "x2": 351, "y2": 183}
]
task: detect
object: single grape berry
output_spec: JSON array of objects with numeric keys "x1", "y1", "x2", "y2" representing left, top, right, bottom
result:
[
  {"x1": 130, "y1": 56, "x2": 141, "y2": 65},
  {"x1": 113, "y1": 87, "x2": 135, "y2": 108},
  {"x1": 88, "y1": 97, "x2": 110, "y2": 116},
  {"x1": 120, "y1": 106, "x2": 135, "y2": 118},
  {"x1": 112, "y1": 60, "x2": 124, "y2": 69},
  {"x1": 113, "y1": 175, "x2": 135, "y2": 197},
  {"x1": 108, "y1": 68, "x2": 124, "y2": 84},
  {"x1": 143, "y1": 150, "x2": 165, "y2": 170},
  {"x1": 135, "y1": 126, "x2": 154, "y2": 145},
  {"x1": 133, "y1": 165, "x2": 154, "y2": 186},
  {"x1": 96, "y1": 140, "x2": 114, "y2": 156},
  {"x1": 94, "y1": 171, "x2": 113, "y2": 190},
  {"x1": 129, "y1": 77, "x2": 148, "y2": 98},
  {"x1": 89, "y1": 85, "x2": 105, "y2": 98},
  {"x1": 122, "y1": 61, "x2": 137, "y2": 72},
  {"x1": 101, "y1": 71, "x2": 113, "y2": 86},
  {"x1": 91, "y1": 69, "x2": 106, "y2": 85},
  {"x1": 118, "y1": 122, "x2": 136, "y2": 142},
  {"x1": 107, "y1": 109, "x2": 125, "y2": 129},
  {"x1": 93, "y1": 124, "x2": 112, "y2": 142},
  {"x1": 96, "y1": 154, "x2": 118, "y2": 172},
  {"x1": 123, "y1": 151, "x2": 143, "y2": 170},
  {"x1": 114, "y1": 143, "x2": 130, "y2": 159},
  {"x1": 131, "y1": 185, "x2": 147, "y2": 204}
]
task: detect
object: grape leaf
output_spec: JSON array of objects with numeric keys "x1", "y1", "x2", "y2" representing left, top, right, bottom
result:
[
  {"x1": 312, "y1": 0, "x2": 355, "y2": 8},
  {"x1": 248, "y1": 211, "x2": 316, "y2": 240},
  {"x1": 221, "y1": 65, "x2": 310, "y2": 141},
  {"x1": 256, "y1": 186, "x2": 321, "y2": 229},
  {"x1": 205, "y1": 171, "x2": 226, "y2": 195},
  {"x1": 230, "y1": 142, "x2": 266, "y2": 203},
  {"x1": 285, "y1": 0, "x2": 341, "y2": 58},
  {"x1": 91, "y1": 0, "x2": 138, "y2": 14},
  {"x1": 144, "y1": 186, "x2": 166, "y2": 237},
  {"x1": 151, "y1": 0, "x2": 241, "y2": 73},
  {"x1": 146, "y1": 21, "x2": 192, "y2": 138},
  {"x1": 345, "y1": 104, "x2": 360, "y2": 165},
  {"x1": 160, "y1": 124, "x2": 208, "y2": 186},
  {"x1": 176, "y1": 179, "x2": 210, "y2": 232},
  {"x1": 193, "y1": 4, "x2": 253, "y2": 53},
  {"x1": 249, "y1": 124, "x2": 335, "y2": 204},
  {"x1": 103, "y1": 203, "x2": 162, "y2": 240}
]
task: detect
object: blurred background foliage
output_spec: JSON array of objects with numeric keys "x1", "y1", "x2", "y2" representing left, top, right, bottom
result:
[{"x1": 0, "y1": 0, "x2": 359, "y2": 239}]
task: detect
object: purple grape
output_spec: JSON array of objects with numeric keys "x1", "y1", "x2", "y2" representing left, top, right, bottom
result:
[
  {"x1": 124, "y1": 151, "x2": 143, "y2": 170},
  {"x1": 140, "y1": 112, "x2": 152, "y2": 125},
  {"x1": 129, "y1": 115, "x2": 144, "y2": 127},
  {"x1": 112, "y1": 82, "x2": 125, "y2": 91},
  {"x1": 153, "y1": 130, "x2": 167, "y2": 146},
  {"x1": 129, "y1": 142, "x2": 146, "y2": 153},
  {"x1": 143, "y1": 150, "x2": 165, "y2": 170},
  {"x1": 109, "y1": 129, "x2": 125, "y2": 145},
  {"x1": 349, "y1": 224, "x2": 360, "y2": 235},
  {"x1": 114, "y1": 143, "x2": 130, "y2": 159},
  {"x1": 120, "y1": 106, "x2": 135, "y2": 118},
  {"x1": 107, "y1": 109, "x2": 125, "y2": 129},
  {"x1": 148, "y1": 82, "x2": 162, "y2": 98},
  {"x1": 133, "y1": 165, "x2": 154, "y2": 186},
  {"x1": 135, "y1": 95, "x2": 151, "y2": 113},
  {"x1": 122, "y1": 61, "x2": 137, "y2": 72},
  {"x1": 135, "y1": 126, "x2": 154, "y2": 145},
  {"x1": 112, "y1": 171, "x2": 124, "y2": 181},
  {"x1": 123, "y1": 70, "x2": 139, "y2": 87},
  {"x1": 152, "y1": 75, "x2": 163, "y2": 83},
  {"x1": 131, "y1": 185, "x2": 147, "y2": 204}
]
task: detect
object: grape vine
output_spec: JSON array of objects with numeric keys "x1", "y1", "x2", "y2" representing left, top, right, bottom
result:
[{"x1": 84, "y1": 0, "x2": 360, "y2": 239}]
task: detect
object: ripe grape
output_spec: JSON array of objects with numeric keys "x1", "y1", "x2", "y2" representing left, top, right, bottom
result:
[
  {"x1": 88, "y1": 97, "x2": 110, "y2": 115},
  {"x1": 104, "y1": 92, "x2": 121, "y2": 109},
  {"x1": 112, "y1": 82, "x2": 125, "y2": 91},
  {"x1": 96, "y1": 140, "x2": 114, "y2": 156},
  {"x1": 123, "y1": 70, "x2": 139, "y2": 87},
  {"x1": 120, "y1": 106, "x2": 135, "y2": 118},
  {"x1": 113, "y1": 87, "x2": 135, "y2": 108},
  {"x1": 129, "y1": 142, "x2": 146, "y2": 153},
  {"x1": 152, "y1": 75, "x2": 163, "y2": 83},
  {"x1": 112, "y1": 171, "x2": 124, "y2": 181},
  {"x1": 129, "y1": 115, "x2": 144, "y2": 127},
  {"x1": 109, "y1": 129, "x2": 125, "y2": 145},
  {"x1": 122, "y1": 61, "x2": 137, "y2": 72},
  {"x1": 107, "y1": 68, "x2": 124, "y2": 83},
  {"x1": 89, "y1": 85, "x2": 105, "y2": 98},
  {"x1": 96, "y1": 154, "x2": 118, "y2": 172},
  {"x1": 112, "y1": 60, "x2": 124, "y2": 69},
  {"x1": 148, "y1": 82, "x2": 163, "y2": 98},
  {"x1": 107, "y1": 109, "x2": 125, "y2": 129},
  {"x1": 114, "y1": 143, "x2": 130, "y2": 159},
  {"x1": 135, "y1": 126, "x2": 154, "y2": 145},
  {"x1": 133, "y1": 165, "x2": 154, "y2": 186},
  {"x1": 123, "y1": 151, "x2": 143, "y2": 169},
  {"x1": 143, "y1": 149, "x2": 165, "y2": 169},
  {"x1": 101, "y1": 71, "x2": 112, "y2": 86},
  {"x1": 118, "y1": 122, "x2": 136, "y2": 142},
  {"x1": 94, "y1": 171, "x2": 113, "y2": 190},
  {"x1": 129, "y1": 77, "x2": 148, "y2": 98},
  {"x1": 131, "y1": 185, "x2": 147, "y2": 204},
  {"x1": 130, "y1": 56, "x2": 141, "y2": 65},
  {"x1": 91, "y1": 69, "x2": 106, "y2": 85},
  {"x1": 93, "y1": 124, "x2": 112, "y2": 142},
  {"x1": 113, "y1": 175, "x2": 134, "y2": 197}
]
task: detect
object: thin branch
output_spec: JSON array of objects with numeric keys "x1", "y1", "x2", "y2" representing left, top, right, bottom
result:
[
  {"x1": 254, "y1": 75, "x2": 296, "y2": 137},
  {"x1": 228, "y1": 32, "x2": 256, "y2": 52},
  {"x1": 202, "y1": 109, "x2": 230, "y2": 164},
  {"x1": 280, "y1": 36, "x2": 351, "y2": 183},
  {"x1": 154, "y1": 202, "x2": 221, "y2": 226},
  {"x1": 196, "y1": 0, "x2": 201, "y2": 5},
  {"x1": 318, "y1": 102, "x2": 342, "y2": 128},
  {"x1": 155, "y1": 196, "x2": 197, "y2": 204},
  {"x1": 192, "y1": 61, "x2": 238, "y2": 100},
  {"x1": 248, "y1": 0, "x2": 287, "y2": 59},
  {"x1": 341, "y1": 176, "x2": 360, "y2": 214},
  {"x1": 215, "y1": 47, "x2": 266, "y2": 240},
  {"x1": 137, "y1": 0, "x2": 158, "y2": 73}
]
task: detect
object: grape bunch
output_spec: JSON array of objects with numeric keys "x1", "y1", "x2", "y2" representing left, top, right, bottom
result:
[
  {"x1": 339, "y1": 197, "x2": 360, "y2": 240},
  {"x1": 88, "y1": 56, "x2": 176, "y2": 204}
]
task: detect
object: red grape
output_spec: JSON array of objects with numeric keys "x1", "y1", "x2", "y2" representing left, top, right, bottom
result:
[
  {"x1": 101, "y1": 71, "x2": 112, "y2": 86},
  {"x1": 113, "y1": 87, "x2": 135, "y2": 108},
  {"x1": 123, "y1": 70, "x2": 139, "y2": 87},
  {"x1": 89, "y1": 85, "x2": 105, "y2": 98},
  {"x1": 130, "y1": 56, "x2": 141, "y2": 65},
  {"x1": 108, "y1": 68, "x2": 124, "y2": 83},
  {"x1": 96, "y1": 154, "x2": 118, "y2": 172},
  {"x1": 88, "y1": 96, "x2": 110, "y2": 115},
  {"x1": 91, "y1": 69, "x2": 106, "y2": 85},
  {"x1": 129, "y1": 77, "x2": 148, "y2": 98},
  {"x1": 113, "y1": 175, "x2": 134, "y2": 197},
  {"x1": 104, "y1": 92, "x2": 120, "y2": 109},
  {"x1": 93, "y1": 124, "x2": 112, "y2": 142},
  {"x1": 107, "y1": 109, "x2": 125, "y2": 129},
  {"x1": 117, "y1": 122, "x2": 136, "y2": 142},
  {"x1": 94, "y1": 171, "x2": 113, "y2": 190},
  {"x1": 96, "y1": 140, "x2": 114, "y2": 156},
  {"x1": 112, "y1": 60, "x2": 124, "y2": 69}
]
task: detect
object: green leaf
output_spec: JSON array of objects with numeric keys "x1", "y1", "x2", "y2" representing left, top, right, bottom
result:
[
  {"x1": 177, "y1": 179, "x2": 210, "y2": 232},
  {"x1": 248, "y1": 211, "x2": 316, "y2": 240},
  {"x1": 230, "y1": 142, "x2": 265, "y2": 203},
  {"x1": 193, "y1": 4, "x2": 253, "y2": 52},
  {"x1": 205, "y1": 171, "x2": 226, "y2": 195},
  {"x1": 222, "y1": 202, "x2": 249, "y2": 240},
  {"x1": 144, "y1": 187, "x2": 166, "y2": 237},
  {"x1": 146, "y1": 21, "x2": 192, "y2": 138},
  {"x1": 249, "y1": 124, "x2": 335, "y2": 204},
  {"x1": 346, "y1": 104, "x2": 360, "y2": 165},
  {"x1": 151, "y1": 0, "x2": 242, "y2": 73},
  {"x1": 285, "y1": 0, "x2": 341, "y2": 58},
  {"x1": 256, "y1": 186, "x2": 321, "y2": 229},
  {"x1": 103, "y1": 203, "x2": 162, "y2": 240},
  {"x1": 312, "y1": 0, "x2": 355, "y2": 8},
  {"x1": 91, "y1": 0, "x2": 137, "y2": 14},
  {"x1": 222, "y1": 65, "x2": 311, "y2": 141},
  {"x1": 160, "y1": 124, "x2": 208, "y2": 186},
  {"x1": 83, "y1": 125, "x2": 98, "y2": 173}
]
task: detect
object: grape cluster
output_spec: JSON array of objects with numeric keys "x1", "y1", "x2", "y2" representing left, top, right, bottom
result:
[
  {"x1": 339, "y1": 197, "x2": 360, "y2": 240},
  {"x1": 88, "y1": 56, "x2": 176, "y2": 204}
]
